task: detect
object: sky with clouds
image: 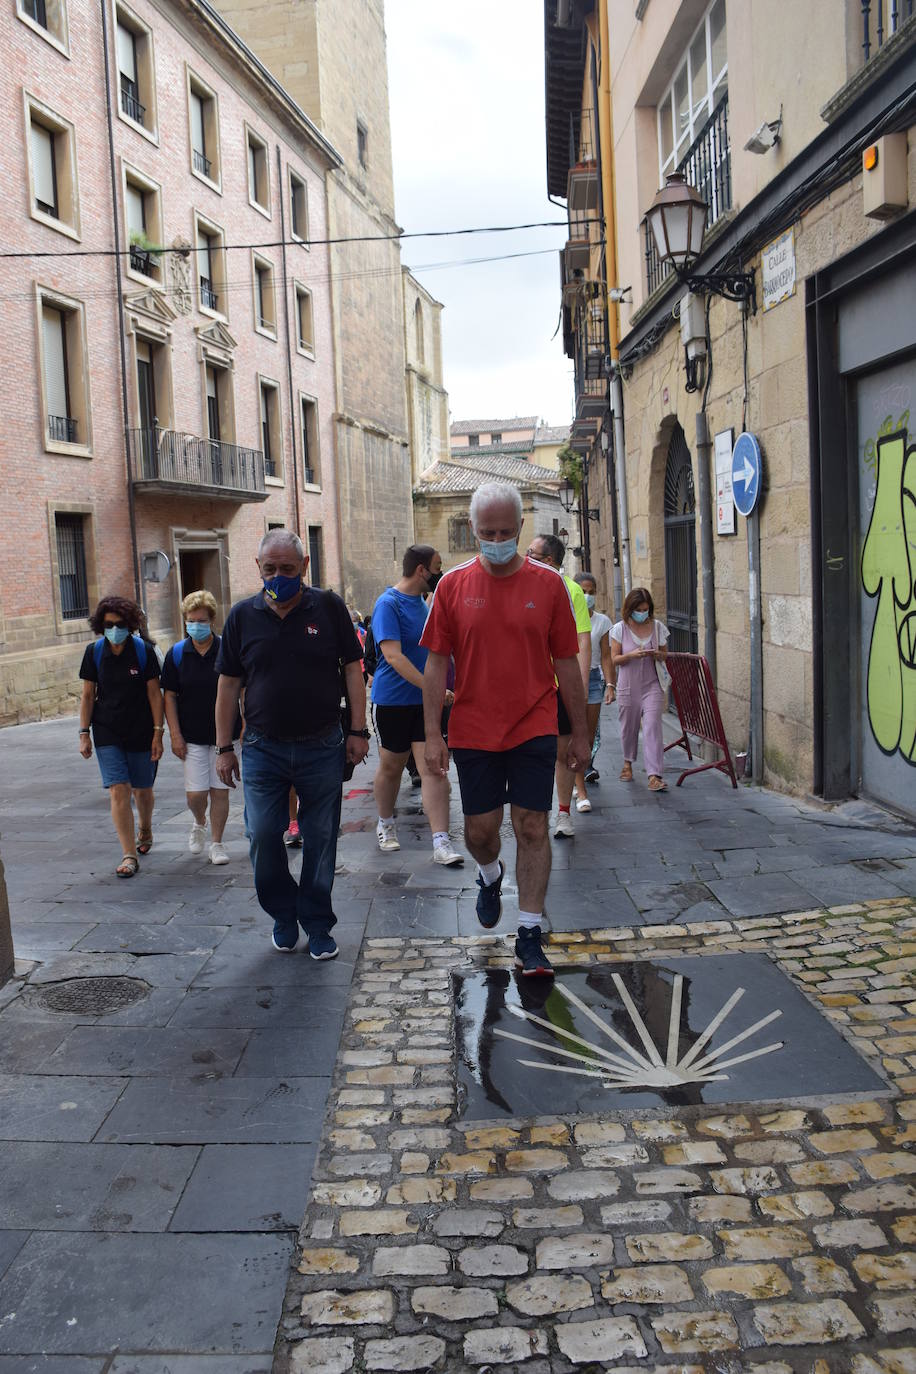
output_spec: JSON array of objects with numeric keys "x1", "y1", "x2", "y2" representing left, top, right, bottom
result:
[{"x1": 385, "y1": 1, "x2": 574, "y2": 428}]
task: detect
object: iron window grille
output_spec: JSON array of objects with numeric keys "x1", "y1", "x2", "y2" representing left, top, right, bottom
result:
[{"x1": 55, "y1": 513, "x2": 89, "y2": 618}]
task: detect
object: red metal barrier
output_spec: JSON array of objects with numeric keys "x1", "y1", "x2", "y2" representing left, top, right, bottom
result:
[{"x1": 663, "y1": 653, "x2": 738, "y2": 789}]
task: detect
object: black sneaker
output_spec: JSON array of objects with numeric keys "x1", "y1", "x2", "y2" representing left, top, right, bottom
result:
[
  {"x1": 514, "y1": 925, "x2": 554, "y2": 977},
  {"x1": 475, "y1": 860, "x2": 505, "y2": 929},
  {"x1": 584, "y1": 768, "x2": 600, "y2": 784}
]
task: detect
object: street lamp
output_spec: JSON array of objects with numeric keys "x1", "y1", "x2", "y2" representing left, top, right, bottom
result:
[
  {"x1": 645, "y1": 172, "x2": 755, "y2": 309},
  {"x1": 558, "y1": 475, "x2": 578, "y2": 514}
]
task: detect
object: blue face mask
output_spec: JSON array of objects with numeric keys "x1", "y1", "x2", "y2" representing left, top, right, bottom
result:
[
  {"x1": 185, "y1": 621, "x2": 212, "y2": 641},
  {"x1": 479, "y1": 537, "x2": 518, "y2": 565},
  {"x1": 584, "y1": 593, "x2": 596, "y2": 611},
  {"x1": 632, "y1": 608, "x2": 650, "y2": 623},
  {"x1": 104, "y1": 625, "x2": 130, "y2": 645},
  {"x1": 263, "y1": 574, "x2": 302, "y2": 603}
]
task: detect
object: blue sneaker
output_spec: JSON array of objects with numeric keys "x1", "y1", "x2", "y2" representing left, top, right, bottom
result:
[
  {"x1": 308, "y1": 930, "x2": 339, "y2": 961},
  {"x1": 271, "y1": 921, "x2": 300, "y2": 952},
  {"x1": 514, "y1": 925, "x2": 554, "y2": 978},
  {"x1": 475, "y1": 860, "x2": 505, "y2": 929}
]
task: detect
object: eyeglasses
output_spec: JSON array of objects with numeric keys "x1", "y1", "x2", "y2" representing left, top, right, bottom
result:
[{"x1": 104, "y1": 620, "x2": 128, "y2": 630}]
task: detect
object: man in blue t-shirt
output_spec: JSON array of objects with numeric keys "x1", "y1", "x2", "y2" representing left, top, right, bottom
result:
[{"x1": 371, "y1": 544, "x2": 463, "y2": 867}]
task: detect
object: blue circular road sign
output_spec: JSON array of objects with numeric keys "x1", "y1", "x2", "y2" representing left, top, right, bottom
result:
[{"x1": 732, "y1": 432, "x2": 763, "y2": 517}]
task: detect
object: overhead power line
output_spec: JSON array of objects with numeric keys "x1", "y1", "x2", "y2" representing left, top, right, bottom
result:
[
  {"x1": 0, "y1": 218, "x2": 578, "y2": 262},
  {"x1": 0, "y1": 246, "x2": 560, "y2": 303}
]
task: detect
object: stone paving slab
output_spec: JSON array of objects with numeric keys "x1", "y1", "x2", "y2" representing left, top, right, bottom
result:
[
  {"x1": 277, "y1": 900, "x2": 916, "y2": 1372},
  {"x1": 99, "y1": 1074, "x2": 330, "y2": 1144},
  {"x1": 0, "y1": 1142, "x2": 198, "y2": 1230},
  {"x1": 0, "y1": 1232, "x2": 294, "y2": 1355},
  {"x1": 168, "y1": 1143, "x2": 317, "y2": 1232}
]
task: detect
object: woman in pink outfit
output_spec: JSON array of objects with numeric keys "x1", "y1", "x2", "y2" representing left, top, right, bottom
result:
[{"x1": 610, "y1": 587, "x2": 669, "y2": 793}]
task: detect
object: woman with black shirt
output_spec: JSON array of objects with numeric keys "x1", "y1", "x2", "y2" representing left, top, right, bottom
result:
[
  {"x1": 78, "y1": 596, "x2": 164, "y2": 877},
  {"x1": 161, "y1": 589, "x2": 241, "y2": 865}
]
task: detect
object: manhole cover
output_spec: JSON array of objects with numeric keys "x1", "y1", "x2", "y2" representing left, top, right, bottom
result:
[
  {"x1": 31, "y1": 976, "x2": 150, "y2": 1015},
  {"x1": 454, "y1": 953, "x2": 888, "y2": 1119}
]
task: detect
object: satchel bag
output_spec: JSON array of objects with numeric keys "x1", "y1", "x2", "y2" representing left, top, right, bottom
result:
[{"x1": 654, "y1": 621, "x2": 671, "y2": 691}]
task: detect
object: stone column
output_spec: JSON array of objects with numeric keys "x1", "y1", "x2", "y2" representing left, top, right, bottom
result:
[{"x1": 0, "y1": 843, "x2": 13, "y2": 988}]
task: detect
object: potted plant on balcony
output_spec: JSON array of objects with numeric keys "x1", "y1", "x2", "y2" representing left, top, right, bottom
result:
[{"x1": 129, "y1": 229, "x2": 161, "y2": 277}]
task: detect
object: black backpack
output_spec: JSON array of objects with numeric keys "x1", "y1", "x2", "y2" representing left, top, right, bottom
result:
[{"x1": 362, "y1": 621, "x2": 379, "y2": 677}]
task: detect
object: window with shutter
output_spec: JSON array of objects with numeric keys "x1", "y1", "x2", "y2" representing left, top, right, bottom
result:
[
  {"x1": 42, "y1": 307, "x2": 70, "y2": 423},
  {"x1": 31, "y1": 121, "x2": 57, "y2": 217}
]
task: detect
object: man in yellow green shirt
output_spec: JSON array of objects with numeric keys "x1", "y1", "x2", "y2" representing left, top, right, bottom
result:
[{"x1": 526, "y1": 534, "x2": 592, "y2": 837}]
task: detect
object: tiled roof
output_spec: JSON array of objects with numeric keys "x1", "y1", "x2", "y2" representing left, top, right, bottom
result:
[
  {"x1": 533, "y1": 424, "x2": 570, "y2": 446},
  {"x1": 449, "y1": 416, "x2": 539, "y2": 436},
  {"x1": 449, "y1": 440, "x2": 532, "y2": 458},
  {"x1": 415, "y1": 455, "x2": 561, "y2": 496}
]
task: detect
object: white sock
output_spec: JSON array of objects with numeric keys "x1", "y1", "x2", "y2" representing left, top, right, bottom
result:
[
  {"x1": 432, "y1": 831, "x2": 450, "y2": 848},
  {"x1": 477, "y1": 859, "x2": 502, "y2": 885},
  {"x1": 378, "y1": 816, "x2": 395, "y2": 827},
  {"x1": 518, "y1": 909, "x2": 542, "y2": 930}
]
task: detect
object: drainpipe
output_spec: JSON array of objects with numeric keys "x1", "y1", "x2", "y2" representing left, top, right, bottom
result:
[
  {"x1": 695, "y1": 410, "x2": 717, "y2": 682},
  {"x1": 100, "y1": 0, "x2": 141, "y2": 604},
  {"x1": 276, "y1": 145, "x2": 301, "y2": 537},
  {"x1": 598, "y1": 0, "x2": 631, "y2": 595}
]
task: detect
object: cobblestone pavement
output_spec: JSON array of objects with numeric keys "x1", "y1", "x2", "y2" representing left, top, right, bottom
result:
[{"x1": 0, "y1": 714, "x2": 914, "y2": 1370}]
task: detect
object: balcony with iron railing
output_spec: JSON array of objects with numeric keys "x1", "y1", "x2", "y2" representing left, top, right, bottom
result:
[
  {"x1": 860, "y1": 0, "x2": 915, "y2": 61},
  {"x1": 193, "y1": 147, "x2": 212, "y2": 178},
  {"x1": 573, "y1": 305, "x2": 609, "y2": 421},
  {"x1": 567, "y1": 107, "x2": 600, "y2": 211},
  {"x1": 127, "y1": 426, "x2": 267, "y2": 500},
  {"x1": 644, "y1": 93, "x2": 732, "y2": 298},
  {"x1": 48, "y1": 414, "x2": 77, "y2": 443},
  {"x1": 199, "y1": 276, "x2": 218, "y2": 311},
  {"x1": 120, "y1": 81, "x2": 145, "y2": 126}
]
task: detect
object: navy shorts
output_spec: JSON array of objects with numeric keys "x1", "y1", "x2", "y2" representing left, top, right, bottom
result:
[
  {"x1": 95, "y1": 745, "x2": 158, "y2": 789},
  {"x1": 452, "y1": 735, "x2": 557, "y2": 815}
]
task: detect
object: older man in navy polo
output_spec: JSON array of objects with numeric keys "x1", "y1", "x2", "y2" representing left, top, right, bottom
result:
[{"x1": 215, "y1": 530, "x2": 369, "y2": 960}]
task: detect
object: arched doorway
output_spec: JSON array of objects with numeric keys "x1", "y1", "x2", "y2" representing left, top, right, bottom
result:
[{"x1": 664, "y1": 424, "x2": 698, "y2": 654}]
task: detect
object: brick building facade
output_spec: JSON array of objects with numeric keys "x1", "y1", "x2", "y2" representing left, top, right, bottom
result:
[
  {"x1": 0, "y1": 0, "x2": 341, "y2": 724},
  {"x1": 208, "y1": 0, "x2": 415, "y2": 617}
]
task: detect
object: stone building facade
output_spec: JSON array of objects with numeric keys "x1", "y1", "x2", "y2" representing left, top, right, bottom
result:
[
  {"x1": 0, "y1": 0, "x2": 340, "y2": 724},
  {"x1": 403, "y1": 268, "x2": 449, "y2": 487},
  {"x1": 208, "y1": 0, "x2": 414, "y2": 616},
  {"x1": 545, "y1": 0, "x2": 916, "y2": 814}
]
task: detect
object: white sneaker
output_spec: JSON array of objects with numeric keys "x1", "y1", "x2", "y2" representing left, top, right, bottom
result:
[
  {"x1": 188, "y1": 824, "x2": 207, "y2": 855},
  {"x1": 433, "y1": 841, "x2": 464, "y2": 867},
  {"x1": 575, "y1": 798, "x2": 592, "y2": 813},
  {"x1": 554, "y1": 812, "x2": 574, "y2": 838},
  {"x1": 377, "y1": 820, "x2": 400, "y2": 852},
  {"x1": 209, "y1": 841, "x2": 229, "y2": 865}
]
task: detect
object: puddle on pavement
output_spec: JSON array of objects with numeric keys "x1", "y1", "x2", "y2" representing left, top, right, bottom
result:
[{"x1": 454, "y1": 952, "x2": 888, "y2": 1119}]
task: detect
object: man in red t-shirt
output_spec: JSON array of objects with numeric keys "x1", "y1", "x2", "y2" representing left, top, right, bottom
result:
[{"x1": 421, "y1": 482, "x2": 589, "y2": 976}]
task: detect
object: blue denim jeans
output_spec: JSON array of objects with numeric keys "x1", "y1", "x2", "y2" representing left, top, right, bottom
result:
[{"x1": 241, "y1": 727, "x2": 344, "y2": 935}]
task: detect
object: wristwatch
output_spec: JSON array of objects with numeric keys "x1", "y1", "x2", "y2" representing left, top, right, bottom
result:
[
  {"x1": 216, "y1": 744, "x2": 236, "y2": 754},
  {"x1": 348, "y1": 728, "x2": 371, "y2": 739}
]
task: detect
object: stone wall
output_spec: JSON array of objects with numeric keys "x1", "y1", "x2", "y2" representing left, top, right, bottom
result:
[{"x1": 614, "y1": 155, "x2": 916, "y2": 793}]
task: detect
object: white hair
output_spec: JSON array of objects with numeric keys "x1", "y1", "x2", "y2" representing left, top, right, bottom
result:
[
  {"x1": 469, "y1": 482, "x2": 522, "y2": 533},
  {"x1": 258, "y1": 528, "x2": 304, "y2": 559}
]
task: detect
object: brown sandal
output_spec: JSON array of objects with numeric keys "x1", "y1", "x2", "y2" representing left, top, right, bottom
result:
[
  {"x1": 137, "y1": 830, "x2": 153, "y2": 854},
  {"x1": 648, "y1": 775, "x2": 668, "y2": 792},
  {"x1": 619, "y1": 762, "x2": 633, "y2": 781},
  {"x1": 116, "y1": 854, "x2": 139, "y2": 877}
]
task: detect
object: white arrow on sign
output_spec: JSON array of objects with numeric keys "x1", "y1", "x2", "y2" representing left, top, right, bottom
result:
[{"x1": 736, "y1": 457, "x2": 755, "y2": 487}]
